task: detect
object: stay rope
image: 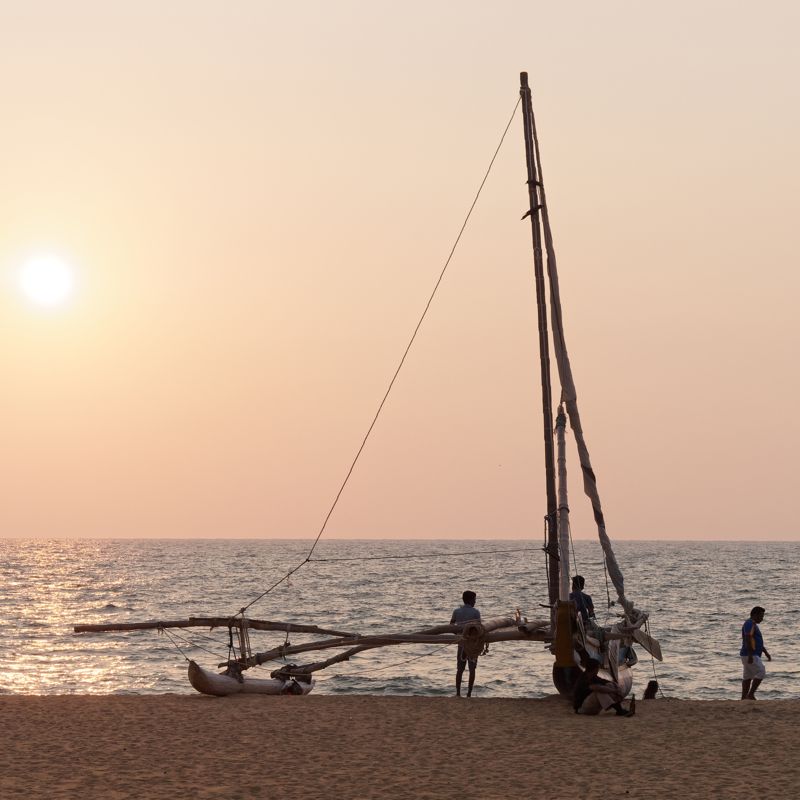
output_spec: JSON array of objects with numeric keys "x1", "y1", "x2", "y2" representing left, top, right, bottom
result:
[
  {"x1": 566, "y1": 516, "x2": 614, "y2": 616},
  {"x1": 235, "y1": 96, "x2": 522, "y2": 617},
  {"x1": 645, "y1": 618, "x2": 666, "y2": 698},
  {"x1": 157, "y1": 625, "x2": 227, "y2": 663},
  {"x1": 308, "y1": 545, "x2": 538, "y2": 563},
  {"x1": 602, "y1": 552, "x2": 614, "y2": 610},
  {"x1": 344, "y1": 643, "x2": 452, "y2": 675}
]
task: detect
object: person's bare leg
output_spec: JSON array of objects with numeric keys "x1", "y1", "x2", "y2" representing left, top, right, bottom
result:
[
  {"x1": 467, "y1": 666, "x2": 476, "y2": 697},
  {"x1": 456, "y1": 662, "x2": 465, "y2": 696},
  {"x1": 741, "y1": 679, "x2": 752, "y2": 699},
  {"x1": 747, "y1": 678, "x2": 762, "y2": 699}
]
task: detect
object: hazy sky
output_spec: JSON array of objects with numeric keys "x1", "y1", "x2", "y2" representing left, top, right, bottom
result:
[{"x1": 1, "y1": 1, "x2": 798, "y2": 540}]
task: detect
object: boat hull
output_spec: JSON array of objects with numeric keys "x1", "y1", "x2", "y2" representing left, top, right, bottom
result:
[
  {"x1": 188, "y1": 660, "x2": 315, "y2": 697},
  {"x1": 553, "y1": 663, "x2": 582, "y2": 695}
]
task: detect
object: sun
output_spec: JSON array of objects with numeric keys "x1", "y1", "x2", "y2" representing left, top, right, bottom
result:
[{"x1": 18, "y1": 255, "x2": 75, "y2": 308}]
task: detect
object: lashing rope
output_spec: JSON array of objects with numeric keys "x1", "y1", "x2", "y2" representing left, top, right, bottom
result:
[
  {"x1": 645, "y1": 618, "x2": 666, "y2": 698},
  {"x1": 157, "y1": 626, "x2": 226, "y2": 662}
]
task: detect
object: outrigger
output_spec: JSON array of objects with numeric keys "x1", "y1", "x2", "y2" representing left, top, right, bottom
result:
[{"x1": 75, "y1": 73, "x2": 661, "y2": 698}]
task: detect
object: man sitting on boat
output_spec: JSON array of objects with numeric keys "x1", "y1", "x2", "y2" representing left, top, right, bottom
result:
[
  {"x1": 450, "y1": 590, "x2": 481, "y2": 698},
  {"x1": 569, "y1": 575, "x2": 595, "y2": 623}
]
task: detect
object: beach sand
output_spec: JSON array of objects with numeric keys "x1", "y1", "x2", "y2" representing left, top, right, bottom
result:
[{"x1": 1, "y1": 694, "x2": 797, "y2": 799}]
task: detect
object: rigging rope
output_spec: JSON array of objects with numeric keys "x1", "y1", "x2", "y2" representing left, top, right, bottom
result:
[
  {"x1": 541, "y1": 516, "x2": 550, "y2": 603},
  {"x1": 568, "y1": 518, "x2": 578, "y2": 581},
  {"x1": 645, "y1": 618, "x2": 666, "y2": 698},
  {"x1": 163, "y1": 627, "x2": 227, "y2": 660},
  {"x1": 236, "y1": 96, "x2": 522, "y2": 616},
  {"x1": 157, "y1": 626, "x2": 196, "y2": 662},
  {"x1": 602, "y1": 552, "x2": 614, "y2": 610},
  {"x1": 337, "y1": 643, "x2": 452, "y2": 675},
  {"x1": 308, "y1": 546, "x2": 538, "y2": 563}
]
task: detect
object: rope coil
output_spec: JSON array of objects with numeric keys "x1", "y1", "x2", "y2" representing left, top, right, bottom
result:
[{"x1": 461, "y1": 620, "x2": 487, "y2": 661}]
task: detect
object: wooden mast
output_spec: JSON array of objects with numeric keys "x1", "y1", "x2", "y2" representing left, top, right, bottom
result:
[
  {"x1": 520, "y1": 73, "x2": 579, "y2": 695},
  {"x1": 519, "y1": 73, "x2": 559, "y2": 606}
]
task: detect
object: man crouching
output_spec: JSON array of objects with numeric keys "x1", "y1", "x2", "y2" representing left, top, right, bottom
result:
[{"x1": 573, "y1": 658, "x2": 633, "y2": 716}]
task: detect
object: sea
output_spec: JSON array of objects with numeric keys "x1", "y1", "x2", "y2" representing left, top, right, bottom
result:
[{"x1": 1, "y1": 538, "x2": 797, "y2": 700}]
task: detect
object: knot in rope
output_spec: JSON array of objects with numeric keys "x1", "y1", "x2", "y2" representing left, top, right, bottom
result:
[{"x1": 461, "y1": 620, "x2": 487, "y2": 661}]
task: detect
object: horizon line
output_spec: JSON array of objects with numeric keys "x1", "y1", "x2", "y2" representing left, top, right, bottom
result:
[{"x1": 1, "y1": 535, "x2": 798, "y2": 543}]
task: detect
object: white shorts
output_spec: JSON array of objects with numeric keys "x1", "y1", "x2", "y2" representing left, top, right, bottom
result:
[{"x1": 741, "y1": 655, "x2": 766, "y2": 680}]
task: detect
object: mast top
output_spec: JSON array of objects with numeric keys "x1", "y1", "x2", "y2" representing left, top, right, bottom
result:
[{"x1": 520, "y1": 71, "x2": 529, "y2": 89}]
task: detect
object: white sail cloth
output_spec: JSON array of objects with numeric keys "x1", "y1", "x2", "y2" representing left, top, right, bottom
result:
[{"x1": 531, "y1": 120, "x2": 644, "y2": 625}]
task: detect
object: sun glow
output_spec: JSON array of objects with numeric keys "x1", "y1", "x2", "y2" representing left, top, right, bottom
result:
[{"x1": 18, "y1": 256, "x2": 75, "y2": 307}]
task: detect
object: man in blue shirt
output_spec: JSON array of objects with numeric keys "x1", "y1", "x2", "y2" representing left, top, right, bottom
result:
[
  {"x1": 450, "y1": 590, "x2": 480, "y2": 697},
  {"x1": 741, "y1": 606, "x2": 771, "y2": 700}
]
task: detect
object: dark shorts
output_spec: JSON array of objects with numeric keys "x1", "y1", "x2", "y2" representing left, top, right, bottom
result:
[{"x1": 457, "y1": 644, "x2": 477, "y2": 670}]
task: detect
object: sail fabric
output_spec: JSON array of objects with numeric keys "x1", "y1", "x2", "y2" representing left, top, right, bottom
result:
[{"x1": 530, "y1": 124, "x2": 643, "y2": 623}]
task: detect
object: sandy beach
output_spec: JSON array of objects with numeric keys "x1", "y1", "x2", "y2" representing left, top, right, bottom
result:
[{"x1": 1, "y1": 694, "x2": 797, "y2": 799}]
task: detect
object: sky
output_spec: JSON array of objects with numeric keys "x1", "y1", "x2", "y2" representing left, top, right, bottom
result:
[{"x1": 1, "y1": 1, "x2": 798, "y2": 541}]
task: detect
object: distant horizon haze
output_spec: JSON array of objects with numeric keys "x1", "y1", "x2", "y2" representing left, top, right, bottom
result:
[{"x1": 1, "y1": 535, "x2": 796, "y2": 544}]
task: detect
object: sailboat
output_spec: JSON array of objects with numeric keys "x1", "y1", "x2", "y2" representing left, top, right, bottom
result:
[{"x1": 74, "y1": 73, "x2": 661, "y2": 701}]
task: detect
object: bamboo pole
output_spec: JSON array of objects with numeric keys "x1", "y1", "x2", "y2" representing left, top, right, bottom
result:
[
  {"x1": 234, "y1": 633, "x2": 464, "y2": 669},
  {"x1": 73, "y1": 617, "x2": 356, "y2": 638},
  {"x1": 520, "y1": 70, "x2": 560, "y2": 608},
  {"x1": 270, "y1": 625, "x2": 553, "y2": 677},
  {"x1": 74, "y1": 613, "x2": 556, "y2": 677},
  {"x1": 234, "y1": 615, "x2": 522, "y2": 669}
]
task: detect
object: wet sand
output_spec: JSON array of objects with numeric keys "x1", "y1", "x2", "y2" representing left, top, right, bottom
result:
[{"x1": 1, "y1": 694, "x2": 797, "y2": 799}]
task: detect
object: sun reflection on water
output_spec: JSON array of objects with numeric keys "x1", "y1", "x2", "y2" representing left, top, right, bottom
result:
[{"x1": 1, "y1": 538, "x2": 799, "y2": 698}]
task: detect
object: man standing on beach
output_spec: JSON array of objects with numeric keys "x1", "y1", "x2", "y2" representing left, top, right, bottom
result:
[
  {"x1": 741, "y1": 606, "x2": 771, "y2": 700},
  {"x1": 450, "y1": 590, "x2": 480, "y2": 697}
]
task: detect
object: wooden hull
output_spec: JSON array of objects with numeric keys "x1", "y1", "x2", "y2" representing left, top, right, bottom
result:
[{"x1": 187, "y1": 660, "x2": 315, "y2": 697}]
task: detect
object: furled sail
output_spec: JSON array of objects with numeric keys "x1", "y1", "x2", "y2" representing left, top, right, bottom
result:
[{"x1": 529, "y1": 109, "x2": 643, "y2": 624}]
